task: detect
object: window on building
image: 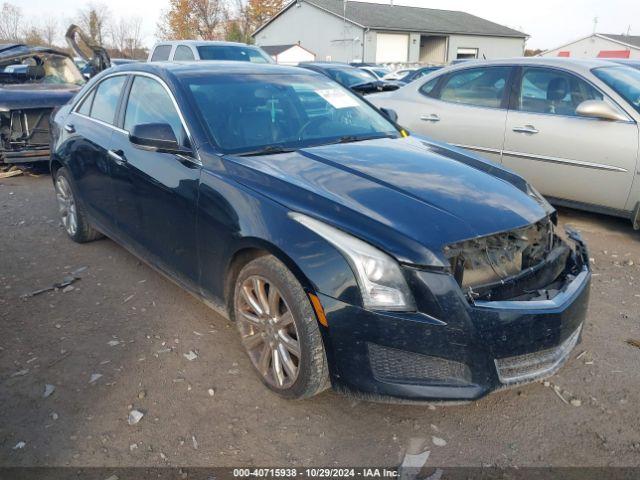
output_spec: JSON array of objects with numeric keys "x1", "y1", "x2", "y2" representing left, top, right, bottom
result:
[{"x1": 456, "y1": 48, "x2": 479, "y2": 60}]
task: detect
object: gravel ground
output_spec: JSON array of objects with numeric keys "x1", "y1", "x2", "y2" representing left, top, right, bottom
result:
[{"x1": 1, "y1": 174, "x2": 639, "y2": 467}]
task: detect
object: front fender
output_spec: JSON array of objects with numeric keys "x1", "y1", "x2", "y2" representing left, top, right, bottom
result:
[{"x1": 196, "y1": 168, "x2": 361, "y2": 308}]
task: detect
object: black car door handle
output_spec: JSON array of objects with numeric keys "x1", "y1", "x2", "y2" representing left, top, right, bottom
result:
[
  {"x1": 108, "y1": 149, "x2": 127, "y2": 166},
  {"x1": 64, "y1": 123, "x2": 75, "y2": 133}
]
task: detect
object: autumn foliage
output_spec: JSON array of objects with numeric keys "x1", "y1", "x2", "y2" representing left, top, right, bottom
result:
[{"x1": 157, "y1": 0, "x2": 286, "y2": 43}]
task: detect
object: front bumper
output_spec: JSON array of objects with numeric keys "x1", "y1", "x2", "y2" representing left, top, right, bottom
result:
[{"x1": 319, "y1": 231, "x2": 591, "y2": 402}]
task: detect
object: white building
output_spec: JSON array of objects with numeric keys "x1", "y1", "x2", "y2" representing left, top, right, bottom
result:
[
  {"x1": 261, "y1": 44, "x2": 316, "y2": 64},
  {"x1": 252, "y1": 0, "x2": 527, "y2": 65},
  {"x1": 540, "y1": 33, "x2": 640, "y2": 60}
]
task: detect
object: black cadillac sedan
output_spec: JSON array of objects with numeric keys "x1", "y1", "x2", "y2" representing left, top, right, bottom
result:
[{"x1": 50, "y1": 62, "x2": 591, "y2": 402}]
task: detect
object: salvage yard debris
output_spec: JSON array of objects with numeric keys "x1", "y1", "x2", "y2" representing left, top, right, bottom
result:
[
  {"x1": 128, "y1": 409, "x2": 144, "y2": 425},
  {"x1": 0, "y1": 167, "x2": 23, "y2": 179},
  {"x1": 20, "y1": 266, "x2": 89, "y2": 299},
  {"x1": 626, "y1": 339, "x2": 640, "y2": 350},
  {"x1": 183, "y1": 350, "x2": 198, "y2": 361},
  {"x1": 43, "y1": 384, "x2": 55, "y2": 398}
]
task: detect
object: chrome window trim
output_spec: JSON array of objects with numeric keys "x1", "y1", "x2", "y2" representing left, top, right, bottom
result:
[
  {"x1": 501, "y1": 149, "x2": 629, "y2": 173},
  {"x1": 72, "y1": 112, "x2": 129, "y2": 134},
  {"x1": 71, "y1": 70, "x2": 201, "y2": 166}
]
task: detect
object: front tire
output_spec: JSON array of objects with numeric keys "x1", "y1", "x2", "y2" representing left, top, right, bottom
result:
[
  {"x1": 54, "y1": 167, "x2": 103, "y2": 243},
  {"x1": 233, "y1": 255, "x2": 330, "y2": 399}
]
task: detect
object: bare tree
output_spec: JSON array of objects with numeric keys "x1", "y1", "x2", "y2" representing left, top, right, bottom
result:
[
  {"x1": 77, "y1": 2, "x2": 110, "y2": 45},
  {"x1": 40, "y1": 17, "x2": 59, "y2": 47},
  {"x1": 111, "y1": 17, "x2": 144, "y2": 58},
  {"x1": 0, "y1": 2, "x2": 22, "y2": 41},
  {"x1": 22, "y1": 25, "x2": 45, "y2": 46}
]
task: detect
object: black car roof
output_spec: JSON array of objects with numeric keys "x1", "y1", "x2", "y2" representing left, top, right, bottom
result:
[{"x1": 108, "y1": 61, "x2": 321, "y2": 78}]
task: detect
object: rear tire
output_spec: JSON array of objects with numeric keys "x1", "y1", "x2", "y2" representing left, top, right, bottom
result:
[
  {"x1": 233, "y1": 255, "x2": 330, "y2": 399},
  {"x1": 54, "y1": 167, "x2": 103, "y2": 243}
]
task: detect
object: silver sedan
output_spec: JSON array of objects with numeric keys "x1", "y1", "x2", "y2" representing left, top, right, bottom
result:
[{"x1": 371, "y1": 58, "x2": 640, "y2": 228}]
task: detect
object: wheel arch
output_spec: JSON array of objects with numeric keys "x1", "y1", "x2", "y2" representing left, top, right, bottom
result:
[{"x1": 223, "y1": 237, "x2": 317, "y2": 319}]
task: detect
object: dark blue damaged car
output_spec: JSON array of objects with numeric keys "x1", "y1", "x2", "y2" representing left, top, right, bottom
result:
[{"x1": 50, "y1": 62, "x2": 591, "y2": 402}]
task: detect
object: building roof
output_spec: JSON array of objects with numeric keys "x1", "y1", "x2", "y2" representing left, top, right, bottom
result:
[
  {"x1": 599, "y1": 34, "x2": 640, "y2": 49},
  {"x1": 254, "y1": 0, "x2": 527, "y2": 38},
  {"x1": 261, "y1": 44, "x2": 301, "y2": 55}
]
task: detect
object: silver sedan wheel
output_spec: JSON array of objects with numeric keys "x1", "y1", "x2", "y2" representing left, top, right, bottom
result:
[
  {"x1": 236, "y1": 275, "x2": 301, "y2": 389},
  {"x1": 55, "y1": 175, "x2": 77, "y2": 236}
]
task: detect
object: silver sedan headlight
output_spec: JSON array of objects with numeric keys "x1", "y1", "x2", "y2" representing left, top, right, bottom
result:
[{"x1": 290, "y1": 212, "x2": 416, "y2": 311}]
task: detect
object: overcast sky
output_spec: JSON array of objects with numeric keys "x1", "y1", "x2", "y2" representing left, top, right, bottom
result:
[{"x1": 15, "y1": 0, "x2": 640, "y2": 50}]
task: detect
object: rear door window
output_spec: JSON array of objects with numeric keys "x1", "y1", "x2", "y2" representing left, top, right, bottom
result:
[
  {"x1": 419, "y1": 77, "x2": 439, "y2": 97},
  {"x1": 90, "y1": 75, "x2": 127, "y2": 124},
  {"x1": 438, "y1": 67, "x2": 511, "y2": 108},
  {"x1": 174, "y1": 45, "x2": 195, "y2": 61},
  {"x1": 150, "y1": 45, "x2": 172, "y2": 62},
  {"x1": 76, "y1": 88, "x2": 96, "y2": 116},
  {"x1": 517, "y1": 67, "x2": 603, "y2": 116}
]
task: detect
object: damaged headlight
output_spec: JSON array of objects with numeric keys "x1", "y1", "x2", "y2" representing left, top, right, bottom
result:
[
  {"x1": 290, "y1": 212, "x2": 416, "y2": 311},
  {"x1": 445, "y1": 217, "x2": 555, "y2": 289}
]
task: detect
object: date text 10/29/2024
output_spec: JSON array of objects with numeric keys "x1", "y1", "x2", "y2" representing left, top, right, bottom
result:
[{"x1": 233, "y1": 468, "x2": 401, "y2": 478}]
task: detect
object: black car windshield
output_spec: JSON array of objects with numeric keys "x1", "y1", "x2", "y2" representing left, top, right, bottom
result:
[
  {"x1": 185, "y1": 74, "x2": 399, "y2": 154},
  {"x1": 0, "y1": 53, "x2": 84, "y2": 86},
  {"x1": 593, "y1": 66, "x2": 640, "y2": 114},
  {"x1": 197, "y1": 45, "x2": 272, "y2": 63},
  {"x1": 325, "y1": 67, "x2": 377, "y2": 87}
]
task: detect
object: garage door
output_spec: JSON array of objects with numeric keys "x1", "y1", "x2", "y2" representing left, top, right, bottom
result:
[{"x1": 376, "y1": 33, "x2": 409, "y2": 63}]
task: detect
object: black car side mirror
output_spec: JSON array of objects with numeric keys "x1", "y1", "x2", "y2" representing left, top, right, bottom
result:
[
  {"x1": 129, "y1": 123, "x2": 191, "y2": 155},
  {"x1": 380, "y1": 108, "x2": 398, "y2": 123}
]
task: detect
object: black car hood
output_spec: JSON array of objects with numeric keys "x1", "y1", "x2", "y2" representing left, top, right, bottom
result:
[
  {"x1": 223, "y1": 136, "x2": 551, "y2": 266},
  {"x1": 0, "y1": 83, "x2": 80, "y2": 110}
]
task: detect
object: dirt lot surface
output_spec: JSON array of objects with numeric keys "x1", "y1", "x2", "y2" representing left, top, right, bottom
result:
[{"x1": 1, "y1": 174, "x2": 639, "y2": 468}]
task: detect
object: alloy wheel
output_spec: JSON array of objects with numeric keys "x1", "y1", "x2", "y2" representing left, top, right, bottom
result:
[
  {"x1": 55, "y1": 175, "x2": 77, "y2": 236},
  {"x1": 236, "y1": 275, "x2": 301, "y2": 389}
]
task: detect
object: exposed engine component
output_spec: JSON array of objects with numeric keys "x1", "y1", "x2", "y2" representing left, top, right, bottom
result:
[
  {"x1": 445, "y1": 217, "x2": 555, "y2": 288},
  {"x1": 1, "y1": 108, "x2": 52, "y2": 162},
  {"x1": 443, "y1": 217, "x2": 588, "y2": 303}
]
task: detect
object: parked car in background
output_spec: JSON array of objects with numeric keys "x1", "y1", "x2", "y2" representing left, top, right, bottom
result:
[
  {"x1": 371, "y1": 58, "x2": 640, "y2": 228},
  {"x1": 1, "y1": 44, "x2": 84, "y2": 165},
  {"x1": 49, "y1": 61, "x2": 590, "y2": 402},
  {"x1": 608, "y1": 59, "x2": 640, "y2": 70},
  {"x1": 147, "y1": 41, "x2": 274, "y2": 64},
  {"x1": 383, "y1": 68, "x2": 416, "y2": 81},
  {"x1": 396, "y1": 65, "x2": 443, "y2": 85},
  {"x1": 299, "y1": 62, "x2": 400, "y2": 95},
  {"x1": 358, "y1": 65, "x2": 392, "y2": 80},
  {"x1": 77, "y1": 58, "x2": 139, "y2": 77}
]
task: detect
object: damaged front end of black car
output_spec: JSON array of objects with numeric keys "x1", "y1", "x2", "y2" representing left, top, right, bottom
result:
[{"x1": 0, "y1": 44, "x2": 84, "y2": 165}]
